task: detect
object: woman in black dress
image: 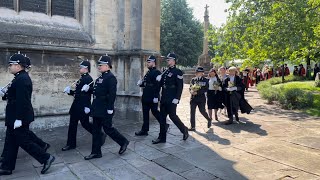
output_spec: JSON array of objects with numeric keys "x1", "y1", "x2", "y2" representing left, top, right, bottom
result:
[{"x1": 207, "y1": 69, "x2": 224, "y2": 121}]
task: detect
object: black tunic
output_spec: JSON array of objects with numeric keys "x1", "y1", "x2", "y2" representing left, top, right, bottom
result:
[
  {"x1": 3, "y1": 70, "x2": 34, "y2": 128},
  {"x1": 91, "y1": 70, "x2": 117, "y2": 118}
]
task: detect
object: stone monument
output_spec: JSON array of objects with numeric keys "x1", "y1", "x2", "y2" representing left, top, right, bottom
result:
[{"x1": 197, "y1": 4, "x2": 211, "y2": 68}]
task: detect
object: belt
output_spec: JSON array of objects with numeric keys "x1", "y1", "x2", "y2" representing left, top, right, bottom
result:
[
  {"x1": 163, "y1": 85, "x2": 176, "y2": 89},
  {"x1": 93, "y1": 95, "x2": 108, "y2": 100},
  {"x1": 146, "y1": 84, "x2": 155, "y2": 87}
]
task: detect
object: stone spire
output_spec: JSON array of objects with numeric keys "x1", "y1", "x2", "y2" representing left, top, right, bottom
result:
[{"x1": 198, "y1": 4, "x2": 211, "y2": 67}]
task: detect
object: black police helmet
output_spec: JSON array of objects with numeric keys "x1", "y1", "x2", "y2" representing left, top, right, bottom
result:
[
  {"x1": 195, "y1": 66, "x2": 204, "y2": 72},
  {"x1": 8, "y1": 53, "x2": 27, "y2": 68},
  {"x1": 147, "y1": 55, "x2": 156, "y2": 62},
  {"x1": 166, "y1": 53, "x2": 177, "y2": 61},
  {"x1": 98, "y1": 55, "x2": 112, "y2": 68},
  {"x1": 80, "y1": 60, "x2": 91, "y2": 72}
]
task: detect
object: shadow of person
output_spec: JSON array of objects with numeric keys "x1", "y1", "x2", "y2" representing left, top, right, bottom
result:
[
  {"x1": 213, "y1": 117, "x2": 268, "y2": 136},
  {"x1": 194, "y1": 128, "x2": 231, "y2": 145}
]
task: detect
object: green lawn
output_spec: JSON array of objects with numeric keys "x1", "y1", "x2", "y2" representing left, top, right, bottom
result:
[{"x1": 274, "y1": 81, "x2": 320, "y2": 117}]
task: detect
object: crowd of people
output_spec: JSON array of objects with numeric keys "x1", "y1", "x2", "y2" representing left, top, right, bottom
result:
[{"x1": 227, "y1": 63, "x2": 320, "y2": 92}]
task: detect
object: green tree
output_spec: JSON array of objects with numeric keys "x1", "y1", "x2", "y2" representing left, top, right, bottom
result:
[
  {"x1": 160, "y1": 0, "x2": 203, "y2": 67},
  {"x1": 208, "y1": 0, "x2": 320, "y2": 73}
]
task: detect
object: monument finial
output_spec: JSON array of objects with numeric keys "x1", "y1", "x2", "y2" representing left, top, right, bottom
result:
[{"x1": 205, "y1": 4, "x2": 209, "y2": 17}]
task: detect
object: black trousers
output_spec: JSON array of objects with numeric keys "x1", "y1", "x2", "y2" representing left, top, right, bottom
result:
[
  {"x1": 91, "y1": 115, "x2": 128, "y2": 155},
  {"x1": 190, "y1": 100, "x2": 211, "y2": 128},
  {"x1": 226, "y1": 96, "x2": 239, "y2": 123},
  {"x1": 141, "y1": 102, "x2": 161, "y2": 132},
  {"x1": 1, "y1": 129, "x2": 46, "y2": 158},
  {"x1": 66, "y1": 113, "x2": 93, "y2": 147},
  {"x1": 1, "y1": 126, "x2": 50, "y2": 170},
  {"x1": 158, "y1": 103, "x2": 187, "y2": 140}
]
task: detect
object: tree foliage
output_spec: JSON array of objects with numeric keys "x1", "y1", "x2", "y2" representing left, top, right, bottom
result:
[
  {"x1": 160, "y1": 0, "x2": 203, "y2": 67},
  {"x1": 208, "y1": 0, "x2": 320, "y2": 67}
]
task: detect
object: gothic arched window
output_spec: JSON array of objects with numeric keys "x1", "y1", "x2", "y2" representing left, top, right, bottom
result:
[
  {"x1": 0, "y1": 0, "x2": 14, "y2": 9},
  {"x1": 0, "y1": 0, "x2": 76, "y2": 18}
]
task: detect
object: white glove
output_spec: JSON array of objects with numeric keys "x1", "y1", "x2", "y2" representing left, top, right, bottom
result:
[
  {"x1": 172, "y1": 99, "x2": 179, "y2": 104},
  {"x1": 156, "y1": 75, "x2": 162, "y2": 82},
  {"x1": 227, "y1": 87, "x2": 237, "y2": 91},
  {"x1": 84, "y1": 107, "x2": 90, "y2": 114},
  {"x1": 14, "y1": 120, "x2": 22, "y2": 129},
  {"x1": 137, "y1": 80, "x2": 143, "y2": 86},
  {"x1": 107, "y1": 110, "x2": 113, "y2": 114},
  {"x1": 81, "y1": 84, "x2": 90, "y2": 92},
  {"x1": 230, "y1": 87, "x2": 237, "y2": 91},
  {"x1": 0, "y1": 90, "x2": 5, "y2": 97},
  {"x1": 218, "y1": 87, "x2": 222, "y2": 91},
  {"x1": 63, "y1": 86, "x2": 71, "y2": 94},
  {"x1": 153, "y1": 98, "x2": 159, "y2": 103}
]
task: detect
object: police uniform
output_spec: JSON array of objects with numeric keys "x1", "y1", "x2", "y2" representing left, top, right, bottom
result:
[
  {"x1": 152, "y1": 53, "x2": 188, "y2": 144},
  {"x1": 0, "y1": 55, "x2": 49, "y2": 163},
  {"x1": 84, "y1": 55, "x2": 129, "y2": 160},
  {"x1": 0, "y1": 53, "x2": 55, "y2": 176},
  {"x1": 189, "y1": 67, "x2": 212, "y2": 131},
  {"x1": 135, "y1": 56, "x2": 163, "y2": 136},
  {"x1": 62, "y1": 61, "x2": 98, "y2": 151}
]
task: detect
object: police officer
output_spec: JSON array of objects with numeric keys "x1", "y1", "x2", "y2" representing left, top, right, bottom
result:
[
  {"x1": 84, "y1": 54, "x2": 129, "y2": 160},
  {"x1": 0, "y1": 53, "x2": 55, "y2": 175},
  {"x1": 61, "y1": 60, "x2": 106, "y2": 151},
  {"x1": 135, "y1": 55, "x2": 169, "y2": 136},
  {"x1": 152, "y1": 53, "x2": 189, "y2": 144},
  {"x1": 188, "y1": 66, "x2": 212, "y2": 131},
  {"x1": 0, "y1": 55, "x2": 50, "y2": 164}
]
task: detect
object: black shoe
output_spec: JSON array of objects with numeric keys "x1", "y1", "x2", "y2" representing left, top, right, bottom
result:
[
  {"x1": 215, "y1": 115, "x2": 219, "y2": 121},
  {"x1": 207, "y1": 119, "x2": 212, "y2": 128},
  {"x1": 152, "y1": 138, "x2": 166, "y2": 144},
  {"x1": 183, "y1": 130, "x2": 189, "y2": 141},
  {"x1": 84, "y1": 154, "x2": 102, "y2": 160},
  {"x1": 188, "y1": 127, "x2": 195, "y2": 131},
  {"x1": 41, "y1": 155, "x2": 55, "y2": 174},
  {"x1": 0, "y1": 169, "x2": 12, "y2": 176},
  {"x1": 135, "y1": 130, "x2": 148, "y2": 136},
  {"x1": 61, "y1": 145, "x2": 76, "y2": 151},
  {"x1": 43, "y1": 143, "x2": 50, "y2": 152},
  {"x1": 165, "y1": 124, "x2": 170, "y2": 132},
  {"x1": 0, "y1": 156, "x2": 3, "y2": 163},
  {"x1": 235, "y1": 117, "x2": 240, "y2": 122},
  {"x1": 224, "y1": 121, "x2": 233, "y2": 125},
  {"x1": 101, "y1": 133, "x2": 107, "y2": 146},
  {"x1": 119, "y1": 141, "x2": 129, "y2": 155}
]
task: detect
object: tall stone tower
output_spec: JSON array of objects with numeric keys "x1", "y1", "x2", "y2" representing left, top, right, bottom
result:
[{"x1": 197, "y1": 4, "x2": 211, "y2": 67}]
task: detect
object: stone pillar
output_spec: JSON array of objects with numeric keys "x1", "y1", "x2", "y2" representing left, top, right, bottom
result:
[{"x1": 198, "y1": 4, "x2": 211, "y2": 68}]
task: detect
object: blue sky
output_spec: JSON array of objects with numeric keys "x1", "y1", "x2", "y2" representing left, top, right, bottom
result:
[{"x1": 186, "y1": 0, "x2": 230, "y2": 27}]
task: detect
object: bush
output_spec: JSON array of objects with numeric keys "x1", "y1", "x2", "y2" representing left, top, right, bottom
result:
[
  {"x1": 278, "y1": 88, "x2": 314, "y2": 109},
  {"x1": 257, "y1": 80, "x2": 314, "y2": 109},
  {"x1": 257, "y1": 82, "x2": 281, "y2": 103},
  {"x1": 262, "y1": 75, "x2": 307, "y2": 86}
]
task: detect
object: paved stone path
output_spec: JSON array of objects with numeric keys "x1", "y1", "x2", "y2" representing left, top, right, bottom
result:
[{"x1": 0, "y1": 85, "x2": 320, "y2": 180}]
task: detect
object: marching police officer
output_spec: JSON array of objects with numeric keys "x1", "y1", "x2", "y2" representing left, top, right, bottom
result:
[
  {"x1": 0, "y1": 53, "x2": 55, "y2": 175},
  {"x1": 0, "y1": 55, "x2": 50, "y2": 163},
  {"x1": 61, "y1": 60, "x2": 106, "y2": 151},
  {"x1": 135, "y1": 55, "x2": 169, "y2": 136},
  {"x1": 152, "y1": 53, "x2": 189, "y2": 144},
  {"x1": 84, "y1": 54, "x2": 129, "y2": 160},
  {"x1": 188, "y1": 66, "x2": 212, "y2": 131}
]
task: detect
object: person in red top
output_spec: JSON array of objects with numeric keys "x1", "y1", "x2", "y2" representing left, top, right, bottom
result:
[
  {"x1": 284, "y1": 64, "x2": 290, "y2": 76},
  {"x1": 299, "y1": 64, "x2": 306, "y2": 76}
]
